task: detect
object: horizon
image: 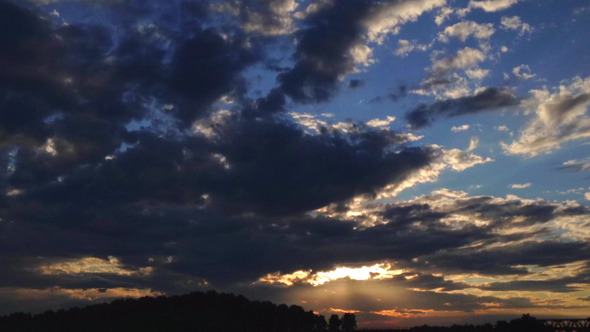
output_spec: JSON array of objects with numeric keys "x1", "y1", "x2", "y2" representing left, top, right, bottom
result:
[
  {"x1": 0, "y1": 0, "x2": 589, "y2": 329},
  {"x1": 3, "y1": 290, "x2": 586, "y2": 330}
]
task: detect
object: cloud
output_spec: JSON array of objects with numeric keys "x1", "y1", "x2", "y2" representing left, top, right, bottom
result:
[
  {"x1": 560, "y1": 160, "x2": 590, "y2": 172},
  {"x1": 438, "y1": 21, "x2": 495, "y2": 42},
  {"x1": 240, "y1": 0, "x2": 300, "y2": 36},
  {"x1": 502, "y1": 76, "x2": 590, "y2": 156},
  {"x1": 314, "y1": 149, "x2": 493, "y2": 210},
  {"x1": 38, "y1": 257, "x2": 152, "y2": 276},
  {"x1": 451, "y1": 125, "x2": 470, "y2": 132},
  {"x1": 394, "y1": 39, "x2": 429, "y2": 57},
  {"x1": 512, "y1": 64, "x2": 535, "y2": 80},
  {"x1": 467, "y1": 137, "x2": 479, "y2": 151},
  {"x1": 501, "y1": 16, "x2": 532, "y2": 36},
  {"x1": 495, "y1": 125, "x2": 509, "y2": 132},
  {"x1": 406, "y1": 87, "x2": 519, "y2": 128},
  {"x1": 511, "y1": 183, "x2": 532, "y2": 189},
  {"x1": 435, "y1": 6, "x2": 454, "y2": 25},
  {"x1": 2, "y1": 0, "x2": 589, "y2": 320},
  {"x1": 418, "y1": 47, "x2": 490, "y2": 97},
  {"x1": 277, "y1": 0, "x2": 443, "y2": 104},
  {"x1": 363, "y1": 0, "x2": 446, "y2": 44},
  {"x1": 461, "y1": 0, "x2": 519, "y2": 14},
  {"x1": 586, "y1": 192, "x2": 590, "y2": 201}
]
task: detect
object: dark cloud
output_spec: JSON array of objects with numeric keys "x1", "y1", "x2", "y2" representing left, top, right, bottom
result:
[
  {"x1": 276, "y1": 0, "x2": 374, "y2": 104},
  {"x1": 348, "y1": 79, "x2": 365, "y2": 89},
  {"x1": 481, "y1": 278, "x2": 587, "y2": 293},
  {"x1": 406, "y1": 87, "x2": 519, "y2": 128},
  {"x1": 418, "y1": 241, "x2": 590, "y2": 275}
]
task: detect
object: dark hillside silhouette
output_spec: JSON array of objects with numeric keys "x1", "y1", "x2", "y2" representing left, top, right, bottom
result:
[
  {"x1": 366, "y1": 314, "x2": 556, "y2": 332},
  {"x1": 0, "y1": 291, "x2": 345, "y2": 332},
  {"x1": 0, "y1": 291, "x2": 575, "y2": 332}
]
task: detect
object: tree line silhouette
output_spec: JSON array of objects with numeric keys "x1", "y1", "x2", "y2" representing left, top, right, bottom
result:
[
  {"x1": 0, "y1": 290, "x2": 357, "y2": 332},
  {"x1": 363, "y1": 314, "x2": 554, "y2": 332},
  {"x1": 0, "y1": 291, "x2": 562, "y2": 332}
]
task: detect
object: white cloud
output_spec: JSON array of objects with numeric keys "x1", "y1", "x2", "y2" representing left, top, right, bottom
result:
[
  {"x1": 512, "y1": 64, "x2": 535, "y2": 80},
  {"x1": 363, "y1": 0, "x2": 446, "y2": 44},
  {"x1": 585, "y1": 192, "x2": 590, "y2": 201},
  {"x1": 419, "y1": 47, "x2": 488, "y2": 98},
  {"x1": 468, "y1": 136, "x2": 480, "y2": 151},
  {"x1": 435, "y1": 6, "x2": 454, "y2": 25},
  {"x1": 465, "y1": 68, "x2": 490, "y2": 80},
  {"x1": 438, "y1": 21, "x2": 495, "y2": 42},
  {"x1": 495, "y1": 125, "x2": 509, "y2": 132},
  {"x1": 349, "y1": 44, "x2": 375, "y2": 69},
  {"x1": 394, "y1": 39, "x2": 429, "y2": 57},
  {"x1": 465, "y1": 0, "x2": 519, "y2": 13},
  {"x1": 502, "y1": 76, "x2": 590, "y2": 156},
  {"x1": 366, "y1": 116, "x2": 396, "y2": 128},
  {"x1": 432, "y1": 47, "x2": 486, "y2": 73},
  {"x1": 501, "y1": 16, "x2": 532, "y2": 36},
  {"x1": 451, "y1": 124, "x2": 470, "y2": 132},
  {"x1": 511, "y1": 183, "x2": 532, "y2": 189}
]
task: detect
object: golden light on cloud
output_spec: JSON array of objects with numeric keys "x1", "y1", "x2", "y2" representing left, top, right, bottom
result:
[
  {"x1": 256, "y1": 263, "x2": 404, "y2": 287},
  {"x1": 39, "y1": 256, "x2": 153, "y2": 277},
  {"x1": 330, "y1": 308, "x2": 361, "y2": 314},
  {"x1": 62, "y1": 287, "x2": 164, "y2": 301},
  {"x1": 0, "y1": 287, "x2": 163, "y2": 302},
  {"x1": 373, "y1": 309, "x2": 464, "y2": 319}
]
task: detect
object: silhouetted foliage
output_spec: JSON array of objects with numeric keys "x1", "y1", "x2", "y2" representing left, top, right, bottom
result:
[
  {"x1": 0, "y1": 291, "x2": 329, "y2": 332},
  {"x1": 404, "y1": 314, "x2": 553, "y2": 332},
  {"x1": 341, "y1": 313, "x2": 357, "y2": 331},
  {"x1": 329, "y1": 314, "x2": 342, "y2": 332},
  {"x1": 0, "y1": 297, "x2": 562, "y2": 332}
]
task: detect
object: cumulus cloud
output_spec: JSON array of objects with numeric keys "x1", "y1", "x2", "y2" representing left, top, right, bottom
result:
[
  {"x1": 438, "y1": 21, "x2": 495, "y2": 42},
  {"x1": 502, "y1": 76, "x2": 590, "y2": 156},
  {"x1": 501, "y1": 15, "x2": 532, "y2": 36},
  {"x1": 394, "y1": 39, "x2": 429, "y2": 57},
  {"x1": 435, "y1": 6, "x2": 454, "y2": 25},
  {"x1": 275, "y1": 0, "x2": 444, "y2": 105},
  {"x1": 363, "y1": 0, "x2": 446, "y2": 44},
  {"x1": 418, "y1": 47, "x2": 491, "y2": 97},
  {"x1": 460, "y1": 0, "x2": 519, "y2": 15}
]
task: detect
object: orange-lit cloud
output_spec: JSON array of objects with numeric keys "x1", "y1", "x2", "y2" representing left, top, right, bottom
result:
[
  {"x1": 38, "y1": 256, "x2": 153, "y2": 276},
  {"x1": 0, "y1": 287, "x2": 163, "y2": 302}
]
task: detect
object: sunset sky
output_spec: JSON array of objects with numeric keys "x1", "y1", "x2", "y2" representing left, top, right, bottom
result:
[{"x1": 1, "y1": 0, "x2": 590, "y2": 328}]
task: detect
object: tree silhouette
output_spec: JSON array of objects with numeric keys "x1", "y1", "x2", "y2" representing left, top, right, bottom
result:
[
  {"x1": 328, "y1": 314, "x2": 342, "y2": 332},
  {"x1": 0, "y1": 291, "x2": 330, "y2": 332},
  {"x1": 341, "y1": 313, "x2": 357, "y2": 331}
]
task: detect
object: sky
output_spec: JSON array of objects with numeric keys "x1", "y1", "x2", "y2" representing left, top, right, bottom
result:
[{"x1": 1, "y1": 0, "x2": 590, "y2": 328}]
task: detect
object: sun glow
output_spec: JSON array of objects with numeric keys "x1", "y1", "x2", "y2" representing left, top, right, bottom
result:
[{"x1": 256, "y1": 263, "x2": 404, "y2": 287}]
